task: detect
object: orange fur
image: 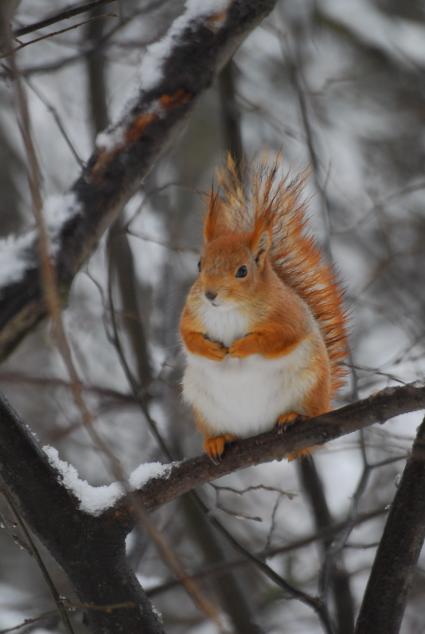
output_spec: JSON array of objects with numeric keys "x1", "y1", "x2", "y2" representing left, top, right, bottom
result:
[
  {"x1": 193, "y1": 409, "x2": 236, "y2": 459},
  {"x1": 180, "y1": 321, "x2": 228, "y2": 361},
  {"x1": 206, "y1": 155, "x2": 348, "y2": 395},
  {"x1": 229, "y1": 329, "x2": 303, "y2": 359},
  {"x1": 204, "y1": 434, "x2": 236, "y2": 459}
]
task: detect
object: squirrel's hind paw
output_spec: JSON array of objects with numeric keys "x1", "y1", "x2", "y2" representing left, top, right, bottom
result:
[
  {"x1": 204, "y1": 434, "x2": 236, "y2": 461},
  {"x1": 275, "y1": 412, "x2": 312, "y2": 461},
  {"x1": 276, "y1": 411, "x2": 306, "y2": 431},
  {"x1": 287, "y1": 447, "x2": 313, "y2": 462}
]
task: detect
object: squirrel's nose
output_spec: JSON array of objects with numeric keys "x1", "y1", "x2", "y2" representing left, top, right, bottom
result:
[{"x1": 205, "y1": 290, "x2": 217, "y2": 301}]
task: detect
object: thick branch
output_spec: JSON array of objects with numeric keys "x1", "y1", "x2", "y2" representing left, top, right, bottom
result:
[
  {"x1": 355, "y1": 415, "x2": 425, "y2": 634},
  {"x1": 104, "y1": 384, "x2": 425, "y2": 528},
  {"x1": 0, "y1": 0, "x2": 278, "y2": 360},
  {"x1": 0, "y1": 394, "x2": 164, "y2": 634}
]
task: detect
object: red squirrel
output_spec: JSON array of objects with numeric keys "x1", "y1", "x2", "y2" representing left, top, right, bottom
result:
[{"x1": 180, "y1": 156, "x2": 348, "y2": 459}]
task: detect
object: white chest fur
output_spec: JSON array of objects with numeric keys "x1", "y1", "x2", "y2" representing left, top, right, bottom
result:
[
  {"x1": 199, "y1": 303, "x2": 249, "y2": 347},
  {"x1": 182, "y1": 306, "x2": 318, "y2": 438}
]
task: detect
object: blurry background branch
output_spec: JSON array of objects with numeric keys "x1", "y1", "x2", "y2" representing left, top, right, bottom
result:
[{"x1": 13, "y1": 0, "x2": 117, "y2": 37}]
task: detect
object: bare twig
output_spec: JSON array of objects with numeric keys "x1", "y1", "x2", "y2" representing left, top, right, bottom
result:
[
  {"x1": 2, "y1": 14, "x2": 117, "y2": 59},
  {"x1": 1, "y1": 488, "x2": 76, "y2": 634},
  {"x1": 0, "y1": 370, "x2": 134, "y2": 403},
  {"x1": 25, "y1": 78, "x2": 84, "y2": 167},
  {"x1": 147, "y1": 508, "x2": 387, "y2": 598},
  {"x1": 0, "y1": 611, "x2": 57, "y2": 634},
  {"x1": 14, "y1": 0, "x2": 117, "y2": 37}
]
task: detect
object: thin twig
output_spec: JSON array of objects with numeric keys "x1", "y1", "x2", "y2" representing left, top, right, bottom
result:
[
  {"x1": 146, "y1": 508, "x2": 387, "y2": 598},
  {"x1": 24, "y1": 78, "x2": 84, "y2": 167},
  {"x1": 1, "y1": 488, "x2": 76, "y2": 634},
  {"x1": 14, "y1": 0, "x2": 117, "y2": 37},
  {"x1": 2, "y1": 14, "x2": 117, "y2": 60},
  {"x1": 0, "y1": 611, "x2": 57, "y2": 634}
]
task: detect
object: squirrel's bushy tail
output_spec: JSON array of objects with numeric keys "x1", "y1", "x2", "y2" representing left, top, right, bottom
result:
[{"x1": 206, "y1": 155, "x2": 348, "y2": 396}]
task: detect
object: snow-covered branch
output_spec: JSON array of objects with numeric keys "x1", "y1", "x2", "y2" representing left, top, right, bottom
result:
[
  {"x1": 101, "y1": 383, "x2": 425, "y2": 526},
  {"x1": 26, "y1": 383, "x2": 424, "y2": 529},
  {"x1": 0, "y1": 0, "x2": 278, "y2": 360},
  {"x1": 0, "y1": 393, "x2": 165, "y2": 634}
]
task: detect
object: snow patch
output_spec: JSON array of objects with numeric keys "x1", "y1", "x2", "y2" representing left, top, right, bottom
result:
[
  {"x1": 98, "y1": 1, "x2": 230, "y2": 152},
  {"x1": 96, "y1": 126, "x2": 126, "y2": 152},
  {"x1": 0, "y1": 191, "x2": 81, "y2": 290},
  {"x1": 43, "y1": 191, "x2": 81, "y2": 237},
  {"x1": 96, "y1": 101, "x2": 162, "y2": 151},
  {"x1": 0, "y1": 232, "x2": 36, "y2": 289},
  {"x1": 151, "y1": 604, "x2": 163, "y2": 623},
  {"x1": 140, "y1": 0, "x2": 230, "y2": 91},
  {"x1": 129, "y1": 461, "x2": 171, "y2": 489},
  {"x1": 43, "y1": 445, "x2": 172, "y2": 516}
]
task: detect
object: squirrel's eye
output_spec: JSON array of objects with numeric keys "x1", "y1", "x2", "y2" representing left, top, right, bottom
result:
[
  {"x1": 197, "y1": 260, "x2": 201, "y2": 272},
  {"x1": 235, "y1": 265, "x2": 248, "y2": 278}
]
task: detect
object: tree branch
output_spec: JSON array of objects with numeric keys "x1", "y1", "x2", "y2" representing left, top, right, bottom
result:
[
  {"x1": 355, "y1": 415, "x2": 425, "y2": 634},
  {"x1": 103, "y1": 384, "x2": 425, "y2": 527},
  {"x1": 13, "y1": 0, "x2": 117, "y2": 37},
  {"x1": 0, "y1": 0, "x2": 278, "y2": 360},
  {"x1": 0, "y1": 394, "x2": 165, "y2": 634}
]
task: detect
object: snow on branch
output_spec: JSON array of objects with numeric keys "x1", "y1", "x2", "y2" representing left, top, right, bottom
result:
[
  {"x1": 0, "y1": 0, "x2": 278, "y2": 360},
  {"x1": 43, "y1": 445, "x2": 172, "y2": 516},
  {"x1": 3, "y1": 382, "x2": 424, "y2": 534},
  {"x1": 101, "y1": 383, "x2": 425, "y2": 528},
  {"x1": 0, "y1": 193, "x2": 81, "y2": 291}
]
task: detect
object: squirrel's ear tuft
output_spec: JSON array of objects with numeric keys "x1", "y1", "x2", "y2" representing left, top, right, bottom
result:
[
  {"x1": 251, "y1": 227, "x2": 271, "y2": 269},
  {"x1": 203, "y1": 190, "x2": 223, "y2": 243}
]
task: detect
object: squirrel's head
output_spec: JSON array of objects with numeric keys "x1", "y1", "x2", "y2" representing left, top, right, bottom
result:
[{"x1": 196, "y1": 223, "x2": 272, "y2": 312}]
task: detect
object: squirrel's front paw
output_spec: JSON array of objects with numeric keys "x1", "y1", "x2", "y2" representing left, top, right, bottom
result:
[
  {"x1": 203, "y1": 337, "x2": 228, "y2": 361},
  {"x1": 229, "y1": 336, "x2": 255, "y2": 359}
]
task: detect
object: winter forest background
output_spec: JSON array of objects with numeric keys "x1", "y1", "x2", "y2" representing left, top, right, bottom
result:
[{"x1": 1, "y1": 1, "x2": 425, "y2": 633}]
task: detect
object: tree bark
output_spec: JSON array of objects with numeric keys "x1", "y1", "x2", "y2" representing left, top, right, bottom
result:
[
  {"x1": 355, "y1": 416, "x2": 425, "y2": 634},
  {"x1": 0, "y1": 394, "x2": 164, "y2": 633}
]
